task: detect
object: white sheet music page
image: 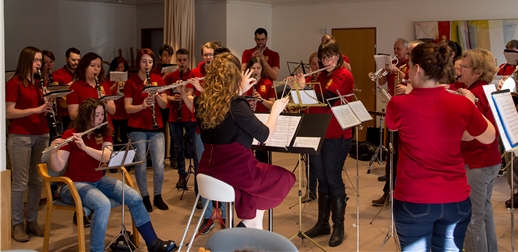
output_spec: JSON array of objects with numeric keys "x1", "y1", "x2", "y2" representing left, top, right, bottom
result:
[
  {"x1": 108, "y1": 149, "x2": 136, "y2": 167},
  {"x1": 293, "y1": 137, "x2": 320, "y2": 150},
  {"x1": 331, "y1": 104, "x2": 361, "y2": 129},
  {"x1": 348, "y1": 101, "x2": 373, "y2": 122},
  {"x1": 291, "y1": 90, "x2": 319, "y2": 104},
  {"x1": 252, "y1": 114, "x2": 301, "y2": 148},
  {"x1": 492, "y1": 91, "x2": 518, "y2": 147}
]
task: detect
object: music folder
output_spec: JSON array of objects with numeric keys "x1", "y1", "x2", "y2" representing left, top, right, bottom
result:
[
  {"x1": 483, "y1": 85, "x2": 518, "y2": 154},
  {"x1": 109, "y1": 71, "x2": 128, "y2": 82},
  {"x1": 328, "y1": 97, "x2": 373, "y2": 130},
  {"x1": 99, "y1": 94, "x2": 123, "y2": 102},
  {"x1": 161, "y1": 64, "x2": 178, "y2": 74},
  {"x1": 504, "y1": 50, "x2": 518, "y2": 65},
  {"x1": 43, "y1": 89, "x2": 73, "y2": 99}
]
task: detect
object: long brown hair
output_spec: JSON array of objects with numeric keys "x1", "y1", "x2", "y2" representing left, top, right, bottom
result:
[
  {"x1": 246, "y1": 56, "x2": 266, "y2": 79},
  {"x1": 197, "y1": 52, "x2": 242, "y2": 129},
  {"x1": 317, "y1": 39, "x2": 344, "y2": 70},
  {"x1": 69, "y1": 98, "x2": 112, "y2": 136},
  {"x1": 411, "y1": 42, "x2": 454, "y2": 83},
  {"x1": 13, "y1": 46, "x2": 42, "y2": 87}
]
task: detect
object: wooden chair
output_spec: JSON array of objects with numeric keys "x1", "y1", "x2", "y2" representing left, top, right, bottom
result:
[{"x1": 37, "y1": 163, "x2": 140, "y2": 251}]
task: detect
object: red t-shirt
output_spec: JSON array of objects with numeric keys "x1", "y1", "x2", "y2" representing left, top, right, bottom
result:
[
  {"x1": 60, "y1": 128, "x2": 112, "y2": 182},
  {"x1": 460, "y1": 80, "x2": 501, "y2": 168},
  {"x1": 106, "y1": 80, "x2": 128, "y2": 120},
  {"x1": 165, "y1": 69, "x2": 196, "y2": 122},
  {"x1": 67, "y1": 79, "x2": 114, "y2": 128},
  {"x1": 243, "y1": 78, "x2": 275, "y2": 112},
  {"x1": 188, "y1": 63, "x2": 207, "y2": 134},
  {"x1": 386, "y1": 87, "x2": 488, "y2": 204},
  {"x1": 241, "y1": 47, "x2": 280, "y2": 81},
  {"x1": 124, "y1": 73, "x2": 165, "y2": 130},
  {"x1": 52, "y1": 66, "x2": 74, "y2": 117},
  {"x1": 498, "y1": 63, "x2": 516, "y2": 76},
  {"x1": 387, "y1": 59, "x2": 409, "y2": 95},
  {"x1": 6, "y1": 76, "x2": 49, "y2": 135},
  {"x1": 308, "y1": 66, "x2": 354, "y2": 139}
]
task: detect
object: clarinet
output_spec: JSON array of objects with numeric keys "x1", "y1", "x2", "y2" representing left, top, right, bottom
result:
[
  {"x1": 38, "y1": 69, "x2": 59, "y2": 132},
  {"x1": 146, "y1": 69, "x2": 159, "y2": 128},
  {"x1": 251, "y1": 83, "x2": 258, "y2": 112},
  {"x1": 176, "y1": 68, "x2": 183, "y2": 121},
  {"x1": 94, "y1": 74, "x2": 102, "y2": 99}
]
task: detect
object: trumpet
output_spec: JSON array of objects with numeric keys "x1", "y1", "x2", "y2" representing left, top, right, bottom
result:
[
  {"x1": 368, "y1": 56, "x2": 399, "y2": 82},
  {"x1": 146, "y1": 69, "x2": 159, "y2": 129},
  {"x1": 42, "y1": 122, "x2": 108, "y2": 154}
]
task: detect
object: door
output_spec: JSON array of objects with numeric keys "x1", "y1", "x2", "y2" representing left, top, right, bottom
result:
[{"x1": 332, "y1": 28, "x2": 377, "y2": 142}]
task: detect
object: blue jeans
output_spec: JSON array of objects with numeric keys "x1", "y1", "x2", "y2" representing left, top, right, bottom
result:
[
  {"x1": 195, "y1": 133, "x2": 226, "y2": 219},
  {"x1": 394, "y1": 198, "x2": 472, "y2": 252},
  {"x1": 310, "y1": 136, "x2": 351, "y2": 199},
  {"x1": 129, "y1": 131, "x2": 165, "y2": 197},
  {"x1": 169, "y1": 122, "x2": 198, "y2": 175},
  {"x1": 60, "y1": 176, "x2": 149, "y2": 252},
  {"x1": 8, "y1": 133, "x2": 49, "y2": 225},
  {"x1": 464, "y1": 164, "x2": 500, "y2": 252}
]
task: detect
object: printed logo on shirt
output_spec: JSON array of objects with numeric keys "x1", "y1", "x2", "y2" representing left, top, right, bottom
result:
[
  {"x1": 264, "y1": 56, "x2": 269, "y2": 61},
  {"x1": 95, "y1": 134, "x2": 103, "y2": 145},
  {"x1": 326, "y1": 79, "x2": 333, "y2": 89},
  {"x1": 260, "y1": 85, "x2": 266, "y2": 93},
  {"x1": 100, "y1": 86, "x2": 106, "y2": 96},
  {"x1": 152, "y1": 82, "x2": 158, "y2": 86}
]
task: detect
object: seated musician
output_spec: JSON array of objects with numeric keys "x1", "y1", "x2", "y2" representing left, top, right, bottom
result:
[{"x1": 49, "y1": 98, "x2": 177, "y2": 252}]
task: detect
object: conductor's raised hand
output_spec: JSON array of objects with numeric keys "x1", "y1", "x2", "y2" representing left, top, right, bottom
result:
[
  {"x1": 271, "y1": 97, "x2": 289, "y2": 115},
  {"x1": 240, "y1": 69, "x2": 257, "y2": 95}
]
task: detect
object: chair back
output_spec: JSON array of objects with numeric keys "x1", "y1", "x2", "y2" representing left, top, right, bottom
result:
[
  {"x1": 204, "y1": 228, "x2": 297, "y2": 251},
  {"x1": 197, "y1": 174, "x2": 235, "y2": 202},
  {"x1": 41, "y1": 151, "x2": 66, "y2": 177}
]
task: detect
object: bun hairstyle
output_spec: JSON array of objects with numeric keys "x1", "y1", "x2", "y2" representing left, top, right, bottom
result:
[{"x1": 410, "y1": 42, "x2": 454, "y2": 83}]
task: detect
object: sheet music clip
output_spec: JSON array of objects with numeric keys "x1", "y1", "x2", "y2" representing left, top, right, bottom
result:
[
  {"x1": 43, "y1": 89, "x2": 73, "y2": 99},
  {"x1": 95, "y1": 139, "x2": 149, "y2": 171}
]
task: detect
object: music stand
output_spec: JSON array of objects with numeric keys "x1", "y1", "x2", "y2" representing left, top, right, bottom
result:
[
  {"x1": 287, "y1": 61, "x2": 311, "y2": 76},
  {"x1": 96, "y1": 139, "x2": 150, "y2": 251}
]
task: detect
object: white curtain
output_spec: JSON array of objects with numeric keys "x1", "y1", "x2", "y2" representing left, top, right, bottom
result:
[{"x1": 164, "y1": 0, "x2": 196, "y2": 69}]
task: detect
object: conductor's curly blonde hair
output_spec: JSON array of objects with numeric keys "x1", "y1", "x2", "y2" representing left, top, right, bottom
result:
[{"x1": 197, "y1": 52, "x2": 242, "y2": 129}]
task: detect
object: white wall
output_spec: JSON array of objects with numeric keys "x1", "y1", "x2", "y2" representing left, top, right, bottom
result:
[
  {"x1": 4, "y1": 0, "x2": 137, "y2": 70},
  {"x1": 194, "y1": 1, "x2": 227, "y2": 64},
  {"x1": 272, "y1": 0, "x2": 518, "y2": 79}
]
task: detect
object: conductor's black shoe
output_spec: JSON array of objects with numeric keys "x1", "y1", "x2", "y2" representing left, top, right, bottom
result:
[
  {"x1": 154, "y1": 194, "x2": 169, "y2": 210},
  {"x1": 72, "y1": 212, "x2": 91, "y2": 228},
  {"x1": 149, "y1": 238, "x2": 177, "y2": 252},
  {"x1": 378, "y1": 175, "x2": 386, "y2": 181}
]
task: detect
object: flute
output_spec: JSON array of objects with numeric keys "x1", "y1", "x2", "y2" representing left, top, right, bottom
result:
[
  {"x1": 446, "y1": 88, "x2": 479, "y2": 102},
  {"x1": 301, "y1": 65, "x2": 334, "y2": 78},
  {"x1": 42, "y1": 122, "x2": 108, "y2": 154},
  {"x1": 157, "y1": 77, "x2": 205, "y2": 93}
]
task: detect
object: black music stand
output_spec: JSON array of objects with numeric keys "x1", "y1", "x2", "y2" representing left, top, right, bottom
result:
[
  {"x1": 96, "y1": 139, "x2": 150, "y2": 251},
  {"x1": 287, "y1": 61, "x2": 311, "y2": 76},
  {"x1": 252, "y1": 113, "x2": 330, "y2": 251}
]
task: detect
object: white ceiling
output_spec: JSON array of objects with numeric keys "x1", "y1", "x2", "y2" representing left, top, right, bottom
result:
[{"x1": 63, "y1": 0, "x2": 354, "y2": 6}]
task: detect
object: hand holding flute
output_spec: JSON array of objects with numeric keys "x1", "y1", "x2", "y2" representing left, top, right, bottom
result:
[{"x1": 285, "y1": 65, "x2": 335, "y2": 89}]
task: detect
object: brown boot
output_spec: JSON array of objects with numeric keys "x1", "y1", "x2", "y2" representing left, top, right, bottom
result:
[
  {"x1": 26, "y1": 221, "x2": 44, "y2": 237},
  {"x1": 176, "y1": 174, "x2": 188, "y2": 189},
  {"x1": 12, "y1": 223, "x2": 29, "y2": 242},
  {"x1": 371, "y1": 192, "x2": 390, "y2": 206}
]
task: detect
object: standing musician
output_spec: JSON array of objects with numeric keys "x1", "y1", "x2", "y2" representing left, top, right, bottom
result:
[
  {"x1": 124, "y1": 48, "x2": 169, "y2": 212},
  {"x1": 379, "y1": 38, "x2": 409, "y2": 96},
  {"x1": 67, "y1": 52, "x2": 116, "y2": 122},
  {"x1": 164, "y1": 48, "x2": 195, "y2": 189},
  {"x1": 107, "y1": 56, "x2": 130, "y2": 149},
  {"x1": 6, "y1": 46, "x2": 52, "y2": 242},
  {"x1": 178, "y1": 52, "x2": 294, "y2": 229},
  {"x1": 48, "y1": 98, "x2": 178, "y2": 252},
  {"x1": 241, "y1": 28, "x2": 280, "y2": 81},
  {"x1": 387, "y1": 42, "x2": 495, "y2": 252},
  {"x1": 292, "y1": 38, "x2": 354, "y2": 247},
  {"x1": 52, "y1": 47, "x2": 81, "y2": 130},
  {"x1": 497, "y1": 39, "x2": 518, "y2": 76},
  {"x1": 42, "y1": 50, "x2": 63, "y2": 141}
]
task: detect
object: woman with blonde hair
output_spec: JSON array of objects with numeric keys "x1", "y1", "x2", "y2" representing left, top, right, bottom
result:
[{"x1": 179, "y1": 52, "x2": 295, "y2": 229}]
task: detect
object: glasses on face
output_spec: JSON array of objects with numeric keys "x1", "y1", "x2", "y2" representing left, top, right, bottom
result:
[
  {"x1": 202, "y1": 54, "x2": 214, "y2": 58},
  {"x1": 319, "y1": 54, "x2": 336, "y2": 62},
  {"x1": 33, "y1": 58, "x2": 43, "y2": 63}
]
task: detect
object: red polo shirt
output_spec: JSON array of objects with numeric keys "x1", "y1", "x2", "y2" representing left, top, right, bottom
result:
[
  {"x1": 498, "y1": 63, "x2": 516, "y2": 76},
  {"x1": 106, "y1": 80, "x2": 127, "y2": 120},
  {"x1": 461, "y1": 80, "x2": 501, "y2": 168},
  {"x1": 387, "y1": 59, "x2": 409, "y2": 95},
  {"x1": 6, "y1": 76, "x2": 49, "y2": 135},
  {"x1": 308, "y1": 66, "x2": 354, "y2": 139},
  {"x1": 52, "y1": 66, "x2": 74, "y2": 117},
  {"x1": 165, "y1": 69, "x2": 196, "y2": 122},
  {"x1": 60, "y1": 128, "x2": 112, "y2": 182},
  {"x1": 386, "y1": 87, "x2": 488, "y2": 204},
  {"x1": 241, "y1": 47, "x2": 280, "y2": 81},
  {"x1": 124, "y1": 73, "x2": 165, "y2": 130},
  {"x1": 243, "y1": 78, "x2": 275, "y2": 112}
]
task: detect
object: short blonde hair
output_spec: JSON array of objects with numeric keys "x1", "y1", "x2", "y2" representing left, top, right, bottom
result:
[{"x1": 462, "y1": 49, "x2": 498, "y2": 83}]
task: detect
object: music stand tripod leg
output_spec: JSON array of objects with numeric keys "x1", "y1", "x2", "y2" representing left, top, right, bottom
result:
[{"x1": 367, "y1": 114, "x2": 386, "y2": 174}]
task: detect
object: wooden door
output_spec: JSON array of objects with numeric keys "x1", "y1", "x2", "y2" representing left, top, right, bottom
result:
[{"x1": 333, "y1": 28, "x2": 377, "y2": 141}]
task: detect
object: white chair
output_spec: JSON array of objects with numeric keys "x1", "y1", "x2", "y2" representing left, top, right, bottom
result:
[{"x1": 178, "y1": 173, "x2": 235, "y2": 252}]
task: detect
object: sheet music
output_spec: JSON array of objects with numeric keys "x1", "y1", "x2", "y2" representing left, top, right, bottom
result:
[
  {"x1": 99, "y1": 94, "x2": 123, "y2": 102},
  {"x1": 331, "y1": 104, "x2": 361, "y2": 129},
  {"x1": 108, "y1": 149, "x2": 136, "y2": 167},
  {"x1": 348, "y1": 100, "x2": 373, "y2": 122},
  {"x1": 501, "y1": 77, "x2": 517, "y2": 93},
  {"x1": 252, "y1": 114, "x2": 302, "y2": 147},
  {"x1": 291, "y1": 90, "x2": 319, "y2": 104},
  {"x1": 504, "y1": 51, "x2": 518, "y2": 65},
  {"x1": 110, "y1": 71, "x2": 128, "y2": 82},
  {"x1": 492, "y1": 91, "x2": 518, "y2": 147},
  {"x1": 161, "y1": 65, "x2": 177, "y2": 73},
  {"x1": 374, "y1": 55, "x2": 392, "y2": 70},
  {"x1": 293, "y1": 137, "x2": 320, "y2": 150}
]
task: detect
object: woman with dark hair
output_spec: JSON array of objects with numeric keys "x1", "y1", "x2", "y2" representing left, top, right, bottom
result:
[
  {"x1": 178, "y1": 52, "x2": 294, "y2": 229},
  {"x1": 6, "y1": 46, "x2": 52, "y2": 242},
  {"x1": 244, "y1": 55, "x2": 275, "y2": 112},
  {"x1": 124, "y1": 48, "x2": 169, "y2": 212},
  {"x1": 49, "y1": 98, "x2": 177, "y2": 252},
  {"x1": 291, "y1": 38, "x2": 354, "y2": 247},
  {"x1": 458, "y1": 49, "x2": 501, "y2": 252},
  {"x1": 387, "y1": 42, "x2": 495, "y2": 251},
  {"x1": 67, "y1": 52, "x2": 116, "y2": 121}
]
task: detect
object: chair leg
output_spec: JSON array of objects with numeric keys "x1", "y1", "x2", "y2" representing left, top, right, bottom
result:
[
  {"x1": 43, "y1": 205, "x2": 53, "y2": 252},
  {"x1": 187, "y1": 199, "x2": 211, "y2": 252},
  {"x1": 76, "y1": 210, "x2": 86, "y2": 252},
  {"x1": 179, "y1": 193, "x2": 203, "y2": 251}
]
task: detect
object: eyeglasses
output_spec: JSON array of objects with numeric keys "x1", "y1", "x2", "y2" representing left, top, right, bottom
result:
[
  {"x1": 33, "y1": 58, "x2": 43, "y2": 63},
  {"x1": 319, "y1": 54, "x2": 336, "y2": 62},
  {"x1": 202, "y1": 54, "x2": 214, "y2": 58}
]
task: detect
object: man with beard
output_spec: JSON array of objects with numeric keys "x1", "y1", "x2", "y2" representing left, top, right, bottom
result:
[
  {"x1": 241, "y1": 28, "x2": 280, "y2": 81},
  {"x1": 53, "y1": 47, "x2": 81, "y2": 129}
]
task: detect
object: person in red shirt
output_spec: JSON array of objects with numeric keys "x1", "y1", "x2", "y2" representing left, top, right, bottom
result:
[
  {"x1": 53, "y1": 47, "x2": 81, "y2": 130},
  {"x1": 48, "y1": 98, "x2": 178, "y2": 252},
  {"x1": 379, "y1": 38, "x2": 409, "y2": 96},
  {"x1": 6, "y1": 46, "x2": 52, "y2": 242},
  {"x1": 292, "y1": 39, "x2": 354, "y2": 247},
  {"x1": 457, "y1": 48, "x2": 501, "y2": 252},
  {"x1": 67, "y1": 52, "x2": 116, "y2": 122},
  {"x1": 388, "y1": 42, "x2": 495, "y2": 251},
  {"x1": 151, "y1": 44, "x2": 174, "y2": 78},
  {"x1": 321, "y1": 34, "x2": 351, "y2": 72},
  {"x1": 241, "y1": 28, "x2": 280, "y2": 81},
  {"x1": 497, "y1": 40, "x2": 518, "y2": 76},
  {"x1": 42, "y1": 50, "x2": 63, "y2": 141},
  {"x1": 107, "y1": 56, "x2": 129, "y2": 148},
  {"x1": 124, "y1": 48, "x2": 169, "y2": 212}
]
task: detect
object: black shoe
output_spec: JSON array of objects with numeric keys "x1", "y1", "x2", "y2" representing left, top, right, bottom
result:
[
  {"x1": 143, "y1": 196, "x2": 153, "y2": 212},
  {"x1": 198, "y1": 218, "x2": 214, "y2": 235},
  {"x1": 110, "y1": 169, "x2": 118, "y2": 173},
  {"x1": 236, "y1": 221, "x2": 246, "y2": 228},
  {"x1": 372, "y1": 193, "x2": 390, "y2": 206},
  {"x1": 329, "y1": 196, "x2": 346, "y2": 247},
  {"x1": 378, "y1": 175, "x2": 386, "y2": 181},
  {"x1": 196, "y1": 199, "x2": 203, "y2": 210},
  {"x1": 149, "y1": 238, "x2": 177, "y2": 252},
  {"x1": 505, "y1": 193, "x2": 518, "y2": 208},
  {"x1": 73, "y1": 212, "x2": 91, "y2": 228},
  {"x1": 176, "y1": 174, "x2": 187, "y2": 189},
  {"x1": 170, "y1": 159, "x2": 178, "y2": 169},
  {"x1": 153, "y1": 194, "x2": 169, "y2": 210}
]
